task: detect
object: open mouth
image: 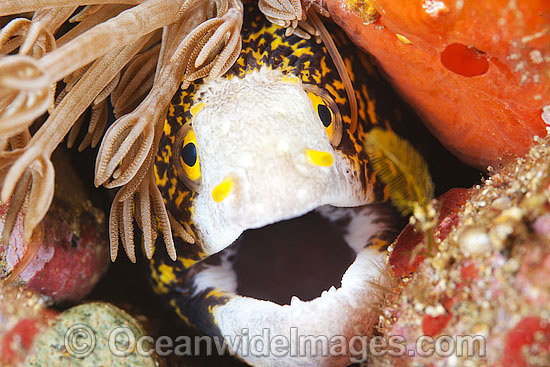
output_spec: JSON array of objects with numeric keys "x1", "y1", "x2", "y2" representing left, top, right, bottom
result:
[
  {"x1": 190, "y1": 203, "x2": 400, "y2": 366},
  {"x1": 234, "y1": 210, "x2": 357, "y2": 305}
]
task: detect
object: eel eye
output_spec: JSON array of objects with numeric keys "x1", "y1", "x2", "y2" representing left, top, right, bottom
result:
[
  {"x1": 174, "y1": 123, "x2": 201, "y2": 191},
  {"x1": 303, "y1": 84, "x2": 343, "y2": 146}
]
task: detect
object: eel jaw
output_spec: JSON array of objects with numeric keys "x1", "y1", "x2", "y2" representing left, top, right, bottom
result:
[
  {"x1": 206, "y1": 246, "x2": 393, "y2": 367},
  {"x1": 185, "y1": 204, "x2": 398, "y2": 367},
  {"x1": 190, "y1": 68, "x2": 370, "y2": 256}
]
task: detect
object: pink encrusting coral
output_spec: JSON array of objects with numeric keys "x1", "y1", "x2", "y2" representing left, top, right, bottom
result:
[
  {"x1": 376, "y1": 137, "x2": 550, "y2": 366},
  {"x1": 0, "y1": 152, "x2": 108, "y2": 302},
  {"x1": 0, "y1": 284, "x2": 57, "y2": 366}
]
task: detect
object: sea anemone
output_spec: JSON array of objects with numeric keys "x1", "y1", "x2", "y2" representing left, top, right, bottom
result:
[{"x1": 0, "y1": 0, "x2": 321, "y2": 260}]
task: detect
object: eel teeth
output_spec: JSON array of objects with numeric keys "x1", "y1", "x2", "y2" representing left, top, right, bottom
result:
[
  {"x1": 321, "y1": 285, "x2": 337, "y2": 298},
  {"x1": 290, "y1": 295, "x2": 302, "y2": 306}
]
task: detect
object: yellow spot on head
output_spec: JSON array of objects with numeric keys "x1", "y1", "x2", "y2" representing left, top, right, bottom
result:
[
  {"x1": 168, "y1": 177, "x2": 177, "y2": 199},
  {"x1": 158, "y1": 264, "x2": 176, "y2": 284},
  {"x1": 206, "y1": 288, "x2": 226, "y2": 299},
  {"x1": 293, "y1": 46, "x2": 312, "y2": 58},
  {"x1": 305, "y1": 149, "x2": 334, "y2": 167},
  {"x1": 190, "y1": 102, "x2": 205, "y2": 116},
  {"x1": 396, "y1": 34, "x2": 412, "y2": 45},
  {"x1": 163, "y1": 119, "x2": 171, "y2": 136},
  {"x1": 175, "y1": 191, "x2": 185, "y2": 207},
  {"x1": 154, "y1": 165, "x2": 168, "y2": 186},
  {"x1": 212, "y1": 177, "x2": 233, "y2": 202},
  {"x1": 367, "y1": 99, "x2": 378, "y2": 125},
  {"x1": 282, "y1": 74, "x2": 300, "y2": 85},
  {"x1": 181, "y1": 257, "x2": 198, "y2": 269},
  {"x1": 325, "y1": 84, "x2": 346, "y2": 104}
]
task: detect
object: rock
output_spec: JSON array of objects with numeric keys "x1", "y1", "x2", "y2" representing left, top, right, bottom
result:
[
  {"x1": 25, "y1": 302, "x2": 158, "y2": 367},
  {"x1": 0, "y1": 284, "x2": 57, "y2": 366},
  {"x1": 0, "y1": 150, "x2": 109, "y2": 302},
  {"x1": 533, "y1": 214, "x2": 550, "y2": 236},
  {"x1": 0, "y1": 286, "x2": 157, "y2": 366},
  {"x1": 502, "y1": 317, "x2": 550, "y2": 367},
  {"x1": 458, "y1": 226, "x2": 492, "y2": 255},
  {"x1": 389, "y1": 187, "x2": 472, "y2": 277},
  {"x1": 379, "y1": 137, "x2": 550, "y2": 366}
]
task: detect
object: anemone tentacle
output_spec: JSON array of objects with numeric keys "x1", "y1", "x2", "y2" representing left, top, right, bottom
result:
[{"x1": 0, "y1": 0, "x2": 308, "y2": 268}]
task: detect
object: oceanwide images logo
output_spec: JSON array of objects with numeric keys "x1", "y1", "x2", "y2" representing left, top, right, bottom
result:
[
  {"x1": 64, "y1": 324, "x2": 486, "y2": 362},
  {"x1": 216, "y1": 328, "x2": 486, "y2": 361}
]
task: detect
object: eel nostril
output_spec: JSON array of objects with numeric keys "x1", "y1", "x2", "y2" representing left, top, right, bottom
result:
[
  {"x1": 212, "y1": 176, "x2": 234, "y2": 203},
  {"x1": 305, "y1": 149, "x2": 334, "y2": 167}
]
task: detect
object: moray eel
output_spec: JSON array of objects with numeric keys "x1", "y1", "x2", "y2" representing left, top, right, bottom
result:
[{"x1": 150, "y1": 2, "x2": 413, "y2": 366}]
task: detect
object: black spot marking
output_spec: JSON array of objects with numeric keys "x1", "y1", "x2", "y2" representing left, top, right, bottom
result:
[
  {"x1": 318, "y1": 104, "x2": 332, "y2": 127},
  {"x1": 182, "y1": 142, "x2": 197, "y2": 166}
]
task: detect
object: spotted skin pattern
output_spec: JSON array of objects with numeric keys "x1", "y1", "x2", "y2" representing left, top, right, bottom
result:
[{"x1": 150, "y1": 2, "x2": 409, "y2": 338}]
